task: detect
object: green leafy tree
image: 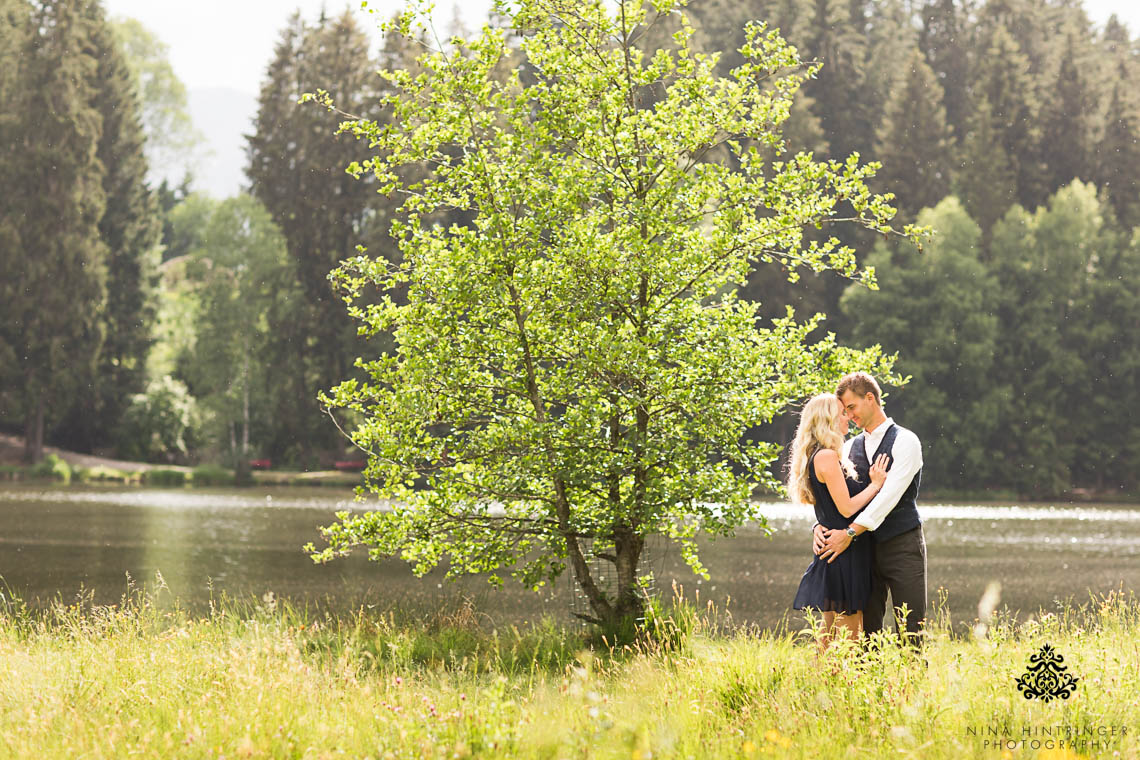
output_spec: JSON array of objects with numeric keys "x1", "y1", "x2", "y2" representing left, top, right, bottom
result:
[
  {"x1": 117, "y1": 374, "x2": 200, "y2": 463},
  {"x1": 184, "y1": 195, "x2": 297, "y2": 483},
  {"x1": 986, "y1": 185, "x2": 1099, "y2": 496},
  {"x1": 110, "y1": 16, "x2": 203, "y2": 182},
  {"x1": 841, "y1": 197, "x2": 1004, "y2": 489},
  {"x1": 0, "y1": 0, "x2": 108, "y2": 462},
  {"x1": 305, "y1": 0, "x2": 916, "y2": 626},
  {"x1": 1062, "y1": 183, "x2": 1140, "y2": 490},
  {"x1": 687, "y1": 0, "x2": 826, "y2": 156},
  {"x1": 684, "y1": 0, "x2": 832, "y2": 328}
]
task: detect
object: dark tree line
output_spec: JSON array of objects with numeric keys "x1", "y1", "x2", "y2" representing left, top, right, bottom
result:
[
  {"x1": 679, "y1": 0, "x2": 1140, "y2": 496},
  {"x1": 5, "y1": 0, "x2": 1140, "y2": 496}
]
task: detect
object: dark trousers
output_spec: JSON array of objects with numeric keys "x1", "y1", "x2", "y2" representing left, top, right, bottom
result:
[{"x1": 864, "y1": 525, "x2": 927, "y2": 644}]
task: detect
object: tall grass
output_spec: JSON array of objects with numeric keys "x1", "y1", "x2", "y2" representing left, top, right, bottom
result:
[{"x1": 0, "y1": 581, "x2": 1136, "y2": 758}]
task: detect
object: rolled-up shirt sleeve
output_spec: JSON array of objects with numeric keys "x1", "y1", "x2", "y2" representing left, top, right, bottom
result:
[{"x1": 852, "y1": 428, "x2": 923, "y2": 532}]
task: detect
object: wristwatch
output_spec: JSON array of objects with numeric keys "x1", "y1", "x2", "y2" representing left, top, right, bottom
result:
[{"x1": 845, "y1": 527, "x2": 857, "y2": 538}]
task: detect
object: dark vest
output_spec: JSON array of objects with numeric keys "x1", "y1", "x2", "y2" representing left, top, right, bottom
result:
[{"x1": 850, "y1": 423, "x2": 922, "y2": 543}]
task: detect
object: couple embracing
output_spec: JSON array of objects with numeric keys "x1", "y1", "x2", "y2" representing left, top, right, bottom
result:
[{"x1": 788, "y1": 372, "x2": 927, "y2": 648}]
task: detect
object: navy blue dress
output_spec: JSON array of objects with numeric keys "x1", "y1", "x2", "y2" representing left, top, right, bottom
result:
[{"x1": 792, "y1": 451, "x2": 873, "y2": 614}]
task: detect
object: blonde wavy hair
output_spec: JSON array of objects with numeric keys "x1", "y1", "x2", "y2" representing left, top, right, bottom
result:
[{"x1": 787, "y1": 393, "x2": 857, "y2": 505}]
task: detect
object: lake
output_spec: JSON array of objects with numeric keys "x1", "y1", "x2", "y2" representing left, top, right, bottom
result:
[{"x1": 1, "y1": 484, "x2": 1136, "y2": 633}]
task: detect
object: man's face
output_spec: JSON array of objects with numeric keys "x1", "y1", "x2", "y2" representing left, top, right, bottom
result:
[{"x1": 839, "y1": 389, "x2": 877, "y2": 431}]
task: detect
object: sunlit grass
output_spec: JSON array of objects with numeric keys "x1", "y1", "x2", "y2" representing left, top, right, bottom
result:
[{"x1": 0, "y1": 580, "x2": 1136, "y2": 758}]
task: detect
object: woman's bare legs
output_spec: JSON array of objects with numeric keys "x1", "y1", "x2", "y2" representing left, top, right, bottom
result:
[{"x1": 818, "y1": 610, "x2": 863, "y2": 654}]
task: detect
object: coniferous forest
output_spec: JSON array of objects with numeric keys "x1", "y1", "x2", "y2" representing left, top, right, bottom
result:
[{"x1": 2, "y1": 0, "x2": 1140, "y2": 498}]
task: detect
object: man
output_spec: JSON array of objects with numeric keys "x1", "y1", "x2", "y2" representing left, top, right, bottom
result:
[{"x1": 813, "y1": 372, "x2": 926, "y2": 644}]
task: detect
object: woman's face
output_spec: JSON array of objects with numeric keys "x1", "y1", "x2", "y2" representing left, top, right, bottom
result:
[{"x1": 832, "y1": 399, "x2": 850, "y2": 436}]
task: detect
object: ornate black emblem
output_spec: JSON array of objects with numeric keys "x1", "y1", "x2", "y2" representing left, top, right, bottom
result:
[{"x1": 1015, "y1": 643, "x2": 1079, "y2": 702}]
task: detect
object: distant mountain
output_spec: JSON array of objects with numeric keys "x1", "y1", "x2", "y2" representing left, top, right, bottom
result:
[{"x1": 186, "y1": 87, "x2": 257, "y2": 199}]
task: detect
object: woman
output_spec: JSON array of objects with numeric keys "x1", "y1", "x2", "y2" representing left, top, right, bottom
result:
[{"x1": 788, "y1": 393, "x2": 888, "y2": 649}]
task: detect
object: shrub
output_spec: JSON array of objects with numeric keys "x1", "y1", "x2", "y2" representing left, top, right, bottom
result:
[
  {"x1": 143, "y1": 469, "x2": 187, "y2": 487},
  {"x1": 27, "y1": 454, "x2": 71, "y2": 484},
  {"x1": 116, "y1": 375, "x2": 200, "y2": 463},
  {"x1": 73, "y1": 466, "x2": 134, "y2": 484},
  {"x1": 191, "y1": 465, "x2": 234, "y2": 487}
]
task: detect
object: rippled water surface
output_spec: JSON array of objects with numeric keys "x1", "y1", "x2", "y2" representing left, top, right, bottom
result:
[{"x1": 1, "y1": 485, "x2": 1137, "y2": 630}]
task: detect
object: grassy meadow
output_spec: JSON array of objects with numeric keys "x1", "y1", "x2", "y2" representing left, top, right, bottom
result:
[{"x1": 0, "y1": 584, "x2": 1136, "y2": 759}]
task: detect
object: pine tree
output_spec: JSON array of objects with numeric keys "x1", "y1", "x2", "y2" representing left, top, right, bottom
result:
[
  {"x1": 246, "y1": 10, "x2": 387, "y2": 463},
  {"x1": 955, "y1": 95, "x2": 1017, "y2": 240},
  {"x1": 52, "y1": 0, "x2": 162, "y2": 453},
  {"x1": 1037, "y1": 35, "x2": 1092, "y2": 196},
  {"x1": 873, "y1": 48, "x2": 955, "y2": 220},
  {"x1": 1096, "y1": 66, "x2": 1140, "y2": 231},
  {"x1": 0, "y1": 0, "x2": 30, "y2": 420},
  {"x1": 860, "y1": 0, "x2": 920, "y2": 146},
  {"x1": 156, "y1": 175, "x2": 193, "y2": 262},
  {"x1": 972, "y1": 23, "x2": 1043, "y2": 210},
  {"x1": 243, "y1": 13, "x2": 316, "y2": 463},
  {"x1": 919, "y1": 0, "x2": 971, "y2": 139},
  {"x1": 1, "y1": 0, "x2": 108, "y2": 462},
  {"x1": 803, "y1": 0, "x2": 871, "y2": 161},
  {"x1": 976, "y1": 0, "x2": 1068, "y2": 82}
]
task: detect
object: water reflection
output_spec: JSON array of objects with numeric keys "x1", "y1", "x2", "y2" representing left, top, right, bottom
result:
[{"x1": 1, "y1": 485, "x2": 1137, "y2": 631}]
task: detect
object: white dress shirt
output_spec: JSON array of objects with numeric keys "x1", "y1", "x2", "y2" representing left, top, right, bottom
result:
[{"x1": 841, "y1": 417, "x2": 923, "y2": 532}]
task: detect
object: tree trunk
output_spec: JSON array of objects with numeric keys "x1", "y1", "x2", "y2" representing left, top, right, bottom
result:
[
  {"x1": 296, "y1": 341, "x2": 312, "y2": 468},
  {"x1": 564, "y1": 524, "x2": 613, "y2": 624},
  {"x1": 235, "y1": 353, "x2": 252, "y2": 486},
  {"x1": 24, "y1": 394, "x2": 45, "y2": 464},
  {"x1": 613, "y1": 526, "x2": 645, "y2": 619},
  {"x1": 229, "y1": 420, "x2": 238, "y2": 467},
  {"x1": 569, "y1": 528, "x2": 647, "y2": 627}
]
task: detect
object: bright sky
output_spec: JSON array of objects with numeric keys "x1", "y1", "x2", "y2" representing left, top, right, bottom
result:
[
  {"x1": 103, "y1": 0, "x2": 494, "y2": 96},
  {"x1": 103, "y1": 0, "x2": 1140, "y2": 97}
]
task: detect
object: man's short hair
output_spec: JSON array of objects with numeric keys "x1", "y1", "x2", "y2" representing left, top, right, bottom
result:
[{"x1": 836, "y1": 372, "x2": 881, "y2": 405}]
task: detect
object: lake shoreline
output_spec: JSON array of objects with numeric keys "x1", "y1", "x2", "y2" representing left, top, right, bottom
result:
[{"x1": 7, "y1": 432, "x2": 1140, "y2": 500}]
